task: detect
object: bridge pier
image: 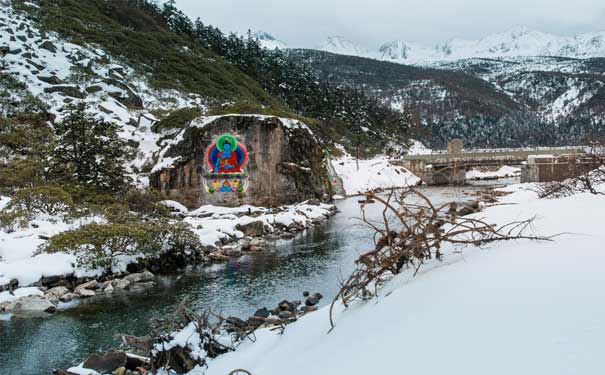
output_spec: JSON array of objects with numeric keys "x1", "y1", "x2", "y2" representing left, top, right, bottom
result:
[{"x1": 401, "y1": 160, "x2": 466, "y2": 186}]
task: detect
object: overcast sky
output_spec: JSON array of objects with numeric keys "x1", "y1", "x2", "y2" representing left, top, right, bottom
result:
[{"x1": 173, "y1": 0, "x2": 605, "y2": 48}]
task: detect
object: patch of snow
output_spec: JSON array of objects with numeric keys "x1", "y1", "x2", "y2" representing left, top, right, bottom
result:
[
  {"x1": 466, "y1": 165, "x2": 521, "y2": 180},
  {"x1": 331, "y1": 156, "x2": 421, "y2": 196}
]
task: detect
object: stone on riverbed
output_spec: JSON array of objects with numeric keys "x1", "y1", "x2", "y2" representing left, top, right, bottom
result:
[
  {"x1": 75, "y1": 280, "x2": 99, "y2": 293},
  {"x1": 235, "y1": 220, "x2": 265, "y2": 237},
  {"x1": 45, "y1": 286, "x2": 70, "y2": 299},
  {"x1": 82, "y1": 350, "x2": 128, "y2": 374},
  {"x1": 76, "y1": 288, "x2": 96, "y2": 298},
  {"x1": 6, "y1": 295, "x2": 56, "y2": 315},
  {"x1": 305, "y1": 292, "x2": 323, "y2": 306},
  {"x1": 60, "y1": 292, "x2": 75, "y2": 303},
  {"x1": 123, "y1": 271, "x2": 154, "y2": 284}
]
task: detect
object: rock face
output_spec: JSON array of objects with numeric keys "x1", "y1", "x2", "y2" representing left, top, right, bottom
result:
[{"x1": 150, "y1": 115, "x2": 334, "y2": 208}]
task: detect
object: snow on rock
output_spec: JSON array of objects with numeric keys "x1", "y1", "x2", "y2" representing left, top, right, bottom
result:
[
  {"x1": 466, "y1": 165, "x2": 521, "y2": 180},
  {"x1": 160, "y1": 200, "x2": 189, "y2": 214},
  {"x1": 185, "y1": 202, "x2": 333, "y2": 247},
  {"x1": 331, "y1": 156, "x2": 421, "y2": 196},
  {"x1": 201, "y1": 184, "x2": 605, "y2": 375},
  {"x1": 0, "y1": 287, "x2": 43, "y2": 304},
  {"x1": 0, "y1": 3, "x2": 207, "y2": 181}
]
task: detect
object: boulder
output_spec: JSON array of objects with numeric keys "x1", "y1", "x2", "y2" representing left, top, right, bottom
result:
[
  {"x1": 59, "y1": 293, "x2": 75, "y2": 303},
  {"x1": 6, "y1": 295, "x2": 56, "y2": 315},
  {"x1": 123, "y1": 271, "x2": 154, "y2": 284},
  {"x1": 103, "y1": 79, "x2": 143, "y2": 109},
  {"x1": 75, "y1": 280, "x2": 99, "y2": 291},
  {"x1": 235, "y1": 220, "x2": 265, "y2": 237},
  {"x1": 37, "y1": 75, "x2": 63, "y2": 85},
  {"x1": 45, "y1": 286, "x2": 70, "y2": 299},
  {"x1": 253, "y1": 307, "x2": 270, "y2": 318},
  {"x1": 301, "y1": 305, "x2": 318, "y2": 313},
  {"x1": 44, "y1": 85, "x2": 86, "y2": 99},
  {"x1": 112, "y1": 279, "x2": 130, "y2": 290},
  {"x1": 38, "y1": 40, "x2": 57, "y2": 53},
  {"x1": 150, "y1": 115, "x2": 333, "y2": 208},
  {"x1": 76, "y1": 288, "x2": 96, "y2": 298},
  {"x1": 305, "y1": 292, "x2": 323, "y2": 306},
  {"x1": 82, "y1": 351, "x2": 128, "y2": 374},
  {"x1": 127, "y1": 281, "x2": 155, "y2": 292}
]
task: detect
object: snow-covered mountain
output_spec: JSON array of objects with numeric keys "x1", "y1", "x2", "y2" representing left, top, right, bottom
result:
[
  {"x1": 299, "y1": 27, "x2": 605, "y2": 63},
  {"x1": 316, "y1": 36, "x2": 369, "y2": 57},
  {"x1": 252, "y1": 31, "x2": 287, "y2": 50}
]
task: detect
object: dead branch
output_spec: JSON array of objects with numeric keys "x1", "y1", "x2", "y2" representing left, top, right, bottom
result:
[{"x1": 329, "y1": 188, "x2": 551, "y2": 330}]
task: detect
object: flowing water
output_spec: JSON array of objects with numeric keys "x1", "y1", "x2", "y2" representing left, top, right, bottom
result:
[{"x1": 0, "y1": 183, "x2": 510, "y2": 375}]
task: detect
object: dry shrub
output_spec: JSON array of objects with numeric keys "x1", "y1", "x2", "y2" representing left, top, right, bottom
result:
[
  {"x1": 329, "y1": 188, "x2": 552, "y2": 329},
  {"x1": 538, "y1": 142, "x2": 605, "y2": 199}
]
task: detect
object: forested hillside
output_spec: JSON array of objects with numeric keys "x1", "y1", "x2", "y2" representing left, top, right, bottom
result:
[
  {"x1": 288, "y1": 49, "x2": 605, "y2": 148},
  {"x1": 7, "y1": 0, "x2": 414, "y2": 156}
]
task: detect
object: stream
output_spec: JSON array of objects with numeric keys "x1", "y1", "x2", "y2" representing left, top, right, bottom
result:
[{"x1": 0, "y1": 182, "x2": 514, "y2": 375}]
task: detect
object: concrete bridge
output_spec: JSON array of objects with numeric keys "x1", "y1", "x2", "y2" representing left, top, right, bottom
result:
[{"x1": 394, "y1": 142, "x2": 587, "y2": 185}]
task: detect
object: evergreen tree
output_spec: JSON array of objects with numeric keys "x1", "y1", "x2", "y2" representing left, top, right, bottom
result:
[{"x1": 50, "y1": 104, "x2": 131, "y2": 192}]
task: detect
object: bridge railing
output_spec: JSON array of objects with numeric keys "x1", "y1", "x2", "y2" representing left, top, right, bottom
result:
[{"x1": 402, "y1": 146, "x2": 587, "y2": 161}]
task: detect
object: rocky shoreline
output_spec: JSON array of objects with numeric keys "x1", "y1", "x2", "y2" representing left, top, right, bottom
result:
[
  {"x1": 0, "y1": 200, "x2": 337, "y2": 317},
  {"x1": 56, "y1": 291, "x2": 325, "y2": 375}
]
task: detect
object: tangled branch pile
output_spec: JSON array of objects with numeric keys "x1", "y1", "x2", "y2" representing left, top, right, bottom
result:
[
  {"x1": 538, "y1": 142, "x2": 605, "y2": 199},
  {"x1": 330, "y1": 189, "x2": 551, "y2": 329}
]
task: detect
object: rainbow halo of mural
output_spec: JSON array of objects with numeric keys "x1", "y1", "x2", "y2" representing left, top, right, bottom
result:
[{"x1": 202, "y1": 133, "x2": 249, "y2": 193}]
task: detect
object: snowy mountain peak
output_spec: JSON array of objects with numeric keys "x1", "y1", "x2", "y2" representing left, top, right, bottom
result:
[
  {"x1": 317, "y1": 28, "x2": 605, "y2": 65},
  {"x1": 318, "y1": 36, "x2": 368, "y2": 56},
  {"x1": 252, "y1": 30, "x2": 287, "y2": 50}
]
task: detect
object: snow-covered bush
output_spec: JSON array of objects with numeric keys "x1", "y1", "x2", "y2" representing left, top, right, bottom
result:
[
  {"x1": 0, "y1": 208, "x2": 28, "y2": 232},
  {"x1": 40, "y1": 221, "x2": 201, "y2": 270},
  {"x1": 8, "y1": 186, "x2": 74, "y2": 217}
]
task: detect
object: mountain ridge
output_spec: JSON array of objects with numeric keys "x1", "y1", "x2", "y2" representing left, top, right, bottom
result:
[{"x1": 256, "y1": 26, "x2": 605, "y2": 63}]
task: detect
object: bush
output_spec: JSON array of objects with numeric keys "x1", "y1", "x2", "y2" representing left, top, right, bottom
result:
[
  {"x1": 151, "y1": 107, "x2": 203, "y2": 133},
  {"x1": 0, "y1": 209, "x2": 29, "y2": 232},
  {"x1": 124, "y1": 189, "x2": 171, "y2": 218},
  {"x1": 41, "y1": 221, "x2": 200, "y2": 270},
  {"x1": 103, "y1": 203, "x2": 138, "y2": 224},
  {"x1": 8, "y1": 186, "x2": 74, "y2": 216}
]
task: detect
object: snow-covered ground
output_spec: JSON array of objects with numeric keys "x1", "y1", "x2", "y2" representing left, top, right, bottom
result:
[
  {"x1": 466, "y1": 165, "x2": 521, "y2": 180},
  {"x1": 331, "y1": 156, "x2": 421, "y2": 196},
  {"x1": 0, "y1": 199, "x2": 334, "y2": 290},
  {"x1": 177, "y1": 183, "x2": 605, "y2": 375}
]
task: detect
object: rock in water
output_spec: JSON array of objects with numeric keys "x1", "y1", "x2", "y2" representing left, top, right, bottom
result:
[
  {"x1": 82, "y1": 351, "x2": 128, "y2": 373},
  {"x1": 150, "y1": 115, "x2": 334, "y2": 208},
  {"x1": 6, "y1": 295, "x2": 56, "y2": 315},
  {"x1": 45, "y1": 286, "x2": 70, "y2": 299},
  {"x1": 235, "y1": 220, "x2": 265, "y2": 237},
  {"x1": 305, "y1": 292, "x2": 323, "y2": 306}
]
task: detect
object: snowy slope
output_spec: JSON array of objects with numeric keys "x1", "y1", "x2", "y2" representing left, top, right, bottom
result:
[
  {"x1": 200, "y1": 184, "x2": 605, "y2": 375},
  {"x1": 0, "y1": 3, "x2": 207, "y2": 177},
  {"x1": 331, "y1": 156, "x2": 421, "y2": 195}
]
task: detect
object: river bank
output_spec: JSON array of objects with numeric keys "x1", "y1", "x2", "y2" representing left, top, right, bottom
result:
[
  {"x1": 57, "y1": 180, "x2": 605, "y2": 375},
  {"x1": 0, "y1": 200, "x2": 336, "y2": 317},
  {"x1": 0, "y1": 184, "x2": 489, "y2": 375},
  {"x1": 192, "y1": 182, "x2": 605, "y2": 375}
]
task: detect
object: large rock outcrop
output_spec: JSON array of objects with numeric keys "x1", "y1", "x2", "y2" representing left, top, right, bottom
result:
[{"x1": 150, "y1": 115, "x2": 334, "y2": 208}]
